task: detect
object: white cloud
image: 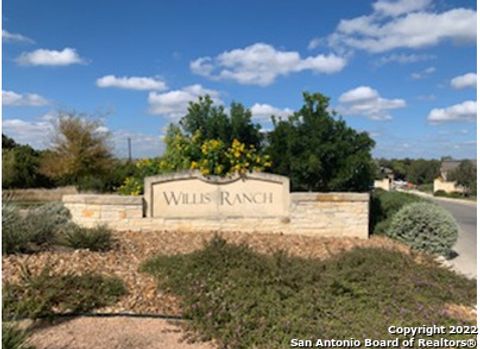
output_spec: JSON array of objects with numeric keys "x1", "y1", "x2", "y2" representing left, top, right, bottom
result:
[
  {"x1": 190, "y1": 43, "x2": 346, "y2": 86},
  {"x1": 2, "y1": 30, "x2": 34, "y2": 44},
  {"x1": 307, "y1": 37, "x2": 324, "y2": 50},
  {"x1": 337, "y1": 86, "x2": 406, "y2": 120},
  {"x1": 2, "y1": 90, "x2": 49, "y2": 106},
  {"x1": 376, "y1": 53, "x2": 435, "y2": 65},
  {"x1": 373, "y1": 0, "x2": 432, "y2": 17},
  {"x1": 95, "y1": 126, "x2": 110, "y2": 133},
  {"x1": 450, "y1": 72, "x2": 476, "y2": 89},
  {"x1": 410, "y1": 66, "x2": 435, "y2": 79},
  {"x1": 16, "y1": 48, "x2": 85, "y2": 66},
  {"x1": 327, "y1": 6, "x2": 476, "y2": 53},
  {"x1": 250, "y1": 103, "x2": 293, "y2": 121},
  {"x1": 2, "y1": 116, "x2": 165, "y2": 157},
  {"x1": 2, "y1": 118, "x2": 53, "y2": 149},
  {"x1": 148, "y1": 84, "x2": 222, "y2": 118},
  {"x1": 96, "y1": 75, "x2": 167, "y2": 91},
  {"x1": 427, "y1": 100, "x2": 476, "y2": 123}
]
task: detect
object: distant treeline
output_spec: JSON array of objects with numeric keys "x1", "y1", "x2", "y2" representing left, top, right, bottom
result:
[
  {"x1": 375, "y1": 158, "x2": 441, "y2": 185},
  {"x1": 2, "y1": 133, "x2": 135, "y2": 192}
]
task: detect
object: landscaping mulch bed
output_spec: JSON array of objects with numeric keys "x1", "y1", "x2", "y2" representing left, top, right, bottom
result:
[{"x1": 3, "y1": 230, "x2": 412, "y2": 316}]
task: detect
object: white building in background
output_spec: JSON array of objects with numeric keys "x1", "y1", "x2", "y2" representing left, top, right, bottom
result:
[{"x1": 433, "y1": 160, "x2": 475, "y2": 193}]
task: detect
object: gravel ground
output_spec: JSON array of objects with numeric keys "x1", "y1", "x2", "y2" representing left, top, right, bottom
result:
[
  {"x1": 2, "y1": 230, "x2": 411, "y2": 315},
  {"x1": 3, "y1": 230, "x2": 475, "y2": 349},
  {"x1": 25, "y1": 317, "x2": 216, "y2": 349}
]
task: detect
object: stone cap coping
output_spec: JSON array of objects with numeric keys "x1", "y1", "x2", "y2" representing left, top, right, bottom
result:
[
  {"x1": 144, "y1": 170, "x2": 289, "y2": 186},
  {"x1": 291, "y1": 192, "x2": 369, "y2": 202},
  {"x1": 62, "y1": 194, "x2": 143, "y2": 205}
]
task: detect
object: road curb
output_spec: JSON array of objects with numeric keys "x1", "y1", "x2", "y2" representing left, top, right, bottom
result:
[{"x1": 401, "y1": 190, "x2": 477, "y2": 207}]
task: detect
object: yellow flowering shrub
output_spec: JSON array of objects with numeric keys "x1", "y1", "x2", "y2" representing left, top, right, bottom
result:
[
  {"x1": 226, "y1": 139, "x2": 271, "y2": 175},
  {"x1": 118, "y1": 176, "x2": 143, "y2": 196},
  {"x1": 191, "y1": 138, "x2": 271, "y2": 176},
  {"x1": 118, "y1": 126, "x2": 271, "y2": 195}
]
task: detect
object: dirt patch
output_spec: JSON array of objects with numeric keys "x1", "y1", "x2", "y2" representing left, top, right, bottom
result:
[
  {"x1": 2, "y1": 230, "x2": 422, "y2": 315},
  {"x1": 26, "y1": 316, "x2": 216, "y2": 349}
]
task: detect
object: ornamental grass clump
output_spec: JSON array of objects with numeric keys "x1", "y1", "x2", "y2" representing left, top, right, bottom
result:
[
  {"x1": 2, "y1": 201, "x2": 72, "y2": 254},
  {"x1": 2, "y1": 203, "x2": 30, "y2": 255},
  {"x1": 3, "y1": 264, "x2": 126, "y2": 320},
  {"x1": 60, "y1": 224, "x2": 114, "y2": 252},
  {"x1": 387, "y1": 202, "x2": 458, "y2": 256},
  {"x1": 24, "y1": 202, "x2": 71, "y2": 246},
  {"x1": 2, "y1": 323, "x2": 35, "y2": 349}
]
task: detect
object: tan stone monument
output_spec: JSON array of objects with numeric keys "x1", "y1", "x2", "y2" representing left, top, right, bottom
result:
[
  {"x1": 63, "y1": 171, "x2": 369, "y2": 239},
  {"x1": 144, "y1": 171, "x2": 290, "y2": 218}
]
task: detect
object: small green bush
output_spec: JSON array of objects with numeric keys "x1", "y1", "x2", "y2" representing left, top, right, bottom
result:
[
  {"x1": 2, "y1": 202, "x2": 71, "y2": 254},
  {"x1": 76, "y1": 161, "x2": 138, "y2": 193},
  {"x1": 75, "y1": 175, "x2": 109, "y2": 193},
  {"x1": 2, "y1": 203, "x2": 30, "y2": 254},
  {"x1": 3, "y1": 265, "x2": 126, "y2": 320},
  {"x1": 434, "y1": 190, "x2": 465, "y2": 198},
  {"x1": 433, "y1": 190, "x2": 447, "y2": 197},
  {"x1": 370, "y1": 189, "x2": 423, "y2": 234},
  {"x1": 25, "y1": 202, "x2": 71, "y2": 246},
  {"x1": 60, "y1": 224, "x2": 113, "y2": 251},
  {"x1": 142, "y1": 236, "x2": 475, "y2": 348},
  {"x1": 387, "y1": 202, "x2": 458, "y2": 256},
  {"x1": 2, "y1": 323, "x2": 35, "y2": 349}
]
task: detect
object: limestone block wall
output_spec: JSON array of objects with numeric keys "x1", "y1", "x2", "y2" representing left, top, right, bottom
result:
[
  {"x1": 433, "y1": 178, "x2": 465, "y2": 194},
  {"x1": 374, "y1": 178, "x2": 392, "y2": 191},
  {"x1": 63, "y1": 192, "x2": 369, "y2": 239},
  {"x1": 289, "y1": 193, "x2": 369, "y2": 238},
  {"x1": 63, "y1": 195, "x2": 143, "y2": 224}
]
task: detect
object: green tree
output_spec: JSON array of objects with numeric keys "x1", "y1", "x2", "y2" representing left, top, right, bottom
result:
[
  {"x1": 390, "y1": 159, "x2": 409, "y2": 180},
  {"x1": 448, "y1": 160, "x2": 477, "y2": 195},
  {"x1": 267, "y1": 92, "x2": 376, "y2": 192},
  {"x1": 2, "y1": 134, "x2": 17, "y2": 150},
  {"x1": 2, "y1": 143, "x2": 53, "y2": 189},
  {"x1": 405, "y1": 159, "x2": 440, "y2": 185},
  {"x1": 179, "y1": 96, "x2": 263, "y2": 148}
]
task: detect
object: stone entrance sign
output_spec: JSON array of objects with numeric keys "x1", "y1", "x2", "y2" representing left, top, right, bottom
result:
[{"x1": 144, "y1": 171, "x2": 290, "y2": 218}]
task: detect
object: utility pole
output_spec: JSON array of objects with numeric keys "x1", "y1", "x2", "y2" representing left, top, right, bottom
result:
[{"x1": 127, "y1": 137, "x2": 132, "y2": 162}]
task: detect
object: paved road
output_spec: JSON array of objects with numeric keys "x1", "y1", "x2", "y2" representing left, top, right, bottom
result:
[{"x1": 430, "y1": 198, "x2": 477, "y2": 279}]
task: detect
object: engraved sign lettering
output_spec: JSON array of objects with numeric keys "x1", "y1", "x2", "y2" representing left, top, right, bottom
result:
[{"x1": 144, "y1": 172, "x2": 289, "y2": 218}]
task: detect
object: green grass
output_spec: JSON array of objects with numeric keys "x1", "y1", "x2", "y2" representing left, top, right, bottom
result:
[
  {"x1": 60, "y1": 224, "x2": 114, "y2": 251},
  {"x1": 434, "y1": 190, "x2": 477, "y2": 201},
  {"x1": 2, "y1": 323, "x2": 35, "y2": 349},
  {"x1": 142, "y1": 236, "x2": 476, "y2": 348},
  {"x1": 3, "y1": 265, "x2": 126, "y2": 320}
]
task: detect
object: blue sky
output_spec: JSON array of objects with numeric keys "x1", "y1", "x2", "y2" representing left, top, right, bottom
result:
[{"x1": 2, "y1": 0, "x2": 477, "y2": 159}]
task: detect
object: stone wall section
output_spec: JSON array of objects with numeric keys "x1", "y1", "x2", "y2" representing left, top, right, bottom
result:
[
  {"x1": 63, "y1": 192, "x2": 369, "y2": 239},
  {"x1": 63, "y1": 194, "x2": 143, "y2": 224},
  {"x1": 433, "y1": 178, "x2": 465, "y2": 194}
]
